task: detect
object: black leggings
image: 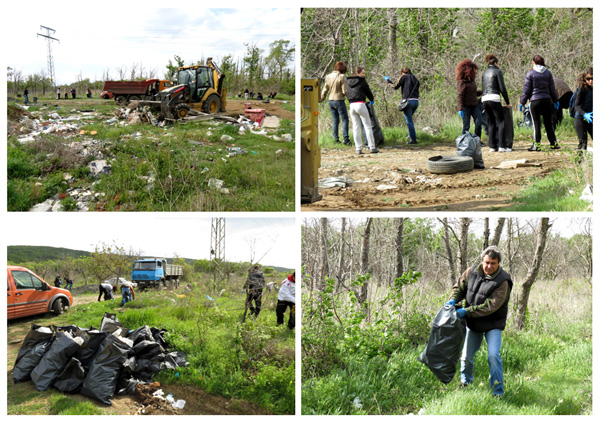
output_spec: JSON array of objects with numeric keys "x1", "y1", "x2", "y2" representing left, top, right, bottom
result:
[
  {"x1": 483, "y1": 101, "x2": 506, "y2": 149},
  {"x1": 574, "y1": 118, "x2": 593, "y2": 150},
  {"x1": 276, "y1": 300, "x2": 295, "y2": 329},
  {"x1": 530, "y1": 99, "x2": 557, "y2": 145}
]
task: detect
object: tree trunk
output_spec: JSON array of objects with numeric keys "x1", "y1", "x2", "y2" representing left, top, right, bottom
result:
[
  {"x1": 491, "y1": 217, "x2": 506, "y2": 246},
  {"x1": 458, "y1": 218, "x2": 471, "y2": 274},
  {"x1": 358, "y1": 218, "x2": 373, "y2": 316},
  {"x1": 319, "y1": 218, "x2": 329, "y2": 290},
  {"x1": 514, "y1": 218, "x2": 552, "y2": 330},
  {"x1": 394, "y1": 218, "x2": 405, "y2": 280},
  {"x1": 483, "y1": 218, "x2": 490, "y2": 249},
  {"x1": 335, "y1": 217, "x2": 347, "y2": 292},
  {"x1": 388, "y1": 9, "x2": 398, "y2": 68},
  {"x1": 442, "y1": 218, "x2": 457, "y2": 285}
]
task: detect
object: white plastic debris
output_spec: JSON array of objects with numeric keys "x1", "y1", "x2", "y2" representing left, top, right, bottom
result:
[
  {"x1": 172, "y1": 399, "x2": 186, "y2": 409},
  {"x1": 352, "y1": 397, "x2": 362, "y2": 409},
  {"x1": 152, "y1": 389, "x2": 165, "y2": 399},
  {"x1": 221, "y1": 134, "x2": 234, "y2": 141},
  {"x1": 580, "y1": 184, "x2": 593, "y2": 203},
  {"x1": 208, "y1": 178, "x2": 225, "y2": 189}
]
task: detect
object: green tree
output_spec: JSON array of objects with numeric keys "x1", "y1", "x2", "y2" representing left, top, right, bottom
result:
[
  {"x1": 165, "y1": 55, "x2": 186, "y2": 81},
  {"x1": 265, "y1": 40, "x2": 295, "y2": 83},
  {"x1": 244, "y1": 43, "x2": 262, "y2": 87}
]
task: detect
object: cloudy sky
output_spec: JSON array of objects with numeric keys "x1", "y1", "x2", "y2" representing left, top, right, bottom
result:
[
  {"x1": 5, "y1": 214, "x2": 297, "y2": 269},
  {"x1": 5, "y1": 3, "x2": 296, "y2": 85}
]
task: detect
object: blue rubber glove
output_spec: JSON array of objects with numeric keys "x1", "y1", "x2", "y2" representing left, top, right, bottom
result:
[
  {"x1": 584, "y1": 112, "x2": 593, "y2": 123},
  {"x1": 519, "y1": 104, "x2": 525, "y2": 112},
  {"x1": 384, "y1": 76, "x2": 391, "y2": 83},
  {"x1": 456, "y1": 308, "x2": 467, "y2": 319},
  {"x1": 445, "y1": 299, "x2": 456, "y2": 306},
  {"x1": 458, "y1": 111, "x2": 464, "y2": 119},
  {"x1": 554, "y1": 102, "x2": 560, "y2": 110},
  {"x1": 369, "y1": 100, "x2": 375, "y2": 106}
]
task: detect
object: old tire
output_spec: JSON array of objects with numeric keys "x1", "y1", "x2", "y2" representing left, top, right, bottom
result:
[
  {"x1": 427, "y1": 155, "x2": 474, "y2": 174},
  {"x1": 202, "y1": 94, "x2": 221, "y2": 114},
  {"x1": 174, "y1": 103, "x2": 191, "y2": 119},
  {"x1": 52, "y1": 299, "x2": 65, "y2": 315},
  {"x1": 115, "y1": 95, "x2": 127, "y2": 105}
]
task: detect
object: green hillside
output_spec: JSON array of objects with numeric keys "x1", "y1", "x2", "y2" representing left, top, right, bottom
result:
[{"x1": 7, "y1": 245, "x2": 91, "y2": 263}]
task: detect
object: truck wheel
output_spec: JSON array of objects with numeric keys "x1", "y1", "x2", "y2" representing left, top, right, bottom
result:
[
  {"x1": 426, "y1": 155, "x2": 474, "y2": 174},
  {"x1": 174, "y1": 103, "x2": 191, "y2": 119},
  {"x1": 115, "y1": 95, "x2": 127, "y2": 105},
  {"x1": 52, "y1": 299, "x2": 65, "y2": 315},
  {"x1": 202, "y1": 94, "x2": 221, "y2": 114}
]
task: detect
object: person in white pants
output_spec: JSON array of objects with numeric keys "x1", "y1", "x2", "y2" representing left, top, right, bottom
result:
[{"x1": 347, "y1": 67, "x2": 379, "y2": 154}]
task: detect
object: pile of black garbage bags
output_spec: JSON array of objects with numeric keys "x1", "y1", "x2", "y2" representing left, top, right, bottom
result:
[{"x1": 13, "y1": 313, "x2": 188, "y2": 405}]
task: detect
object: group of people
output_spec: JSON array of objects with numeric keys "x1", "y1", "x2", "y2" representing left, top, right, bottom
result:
[
  {"x1": 244, "y1": 265, "x2": 296, "y2": 329},
  {"x1": 238, "y1": 89, "x2": 278, "y2": 101},
  {"x1": 98, "y1": 280, "x2": 136, "y2": 306},
  {"x1": 54, "y1": 275, "x2": 73, "y2": 291},
  {"x1": 321, "y1": 56, "x2": 592, "y2": 153},
  {"x1": 55, "y1": 87, "x2": 77, "y2": 99}
]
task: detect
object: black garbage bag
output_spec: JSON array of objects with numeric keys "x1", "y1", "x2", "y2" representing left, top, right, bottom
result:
[
  {"x1": 74, "y1": 330, "x2": 108, "y2": 369},
  {"x1": 100, "y1": 313, "x2": 126, "y2": 335},
  {"x1": 13, "y1": 324, "x2": 55, "y2": 383},
  {"x1": 366, "y1": 103, "x2": 385, "y2": 147},
  {"x1": 133, "y1": 339, "x2": 165, "y2": 359},
  {"x1": 150, "y1": 327, "x2": 168, "y2": 349},
  {"x1": 417, "y1": 304, "x2": 466, "y2": 384},
  {"x1": 53, "y1": 358, "x2": 86, "y2": 393},
  {"x1": 456, "y1": 132, "x2": 485, "y2": 169},
  {"x1": 80, "y1": 335, "x2": 132, "y2": 405},
  {"x1": 164, "y1": 351, "x2": 189, "y2": 370},
  {"x1": 116, "y1": 376, "x2": 144, "y2": 395},
  {"x1": 127, "y1": 326, "x2": 154, "y2": 344},
  {"x1": 481, "y1": 105, "x2": 514, "y2": 149},
  {"x1": 30, "y1": 331, "x2": 83, "y2": 391}
]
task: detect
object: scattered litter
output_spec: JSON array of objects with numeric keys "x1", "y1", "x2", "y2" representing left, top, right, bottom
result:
[
  {"x1": 376, "y1": 184, "x2": 397, "y2": 191},
  {"x1": 353, "y1": 397, "x2": 363, "y2": 410},
  {"x1": 319, "y1": 177, "x2": 352, "y2": 188},
  {"x1": 221, "y1": 134, "x2": 234, "y2": 141},
  {"x1": 579, "y1": 184, "x2": 593, "y2": 203},
  {"x1": 261, "y1": 115, "x2": 280, "y2": 128}
]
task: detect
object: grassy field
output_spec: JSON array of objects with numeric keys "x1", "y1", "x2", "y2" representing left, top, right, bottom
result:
[
  {"x1": 7, "y1": 280, "x2": 295, "y2": 415},
  {"x1": 301, "y1": 276, "x2": 591, "y2": 415},
  {"x1": 7, "y1": 95, "x2": 294, "y2": 211}
]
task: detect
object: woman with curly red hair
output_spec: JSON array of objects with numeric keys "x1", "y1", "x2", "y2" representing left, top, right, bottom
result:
[{"x1": 456, "y1": 59, "x2": 483, "y2": 138}]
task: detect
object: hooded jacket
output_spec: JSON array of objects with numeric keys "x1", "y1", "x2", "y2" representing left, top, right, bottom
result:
[
  {"x1": 346, "y1": 76, "x2": 374, "y2": 103},
  {"x1": 482, "y1": 64, "x2": 510, "y2": 104},
  {"x1": 244, "y1": 269, "x2": 265, "y2": 290},
  {"x1": 277, "y1": 274, "x2": 296, "y2": 303},
  {"x1": 520, "y1": 65, "x2": 559, "y2": 105}
]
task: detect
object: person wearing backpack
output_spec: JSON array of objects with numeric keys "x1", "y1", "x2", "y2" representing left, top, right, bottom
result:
[
  {"x1": 519, "y1": 55, "x2": 560, "y2": 151},
  {"x1": 573, "y1": 67, "x2": 593, "y2": 151}
]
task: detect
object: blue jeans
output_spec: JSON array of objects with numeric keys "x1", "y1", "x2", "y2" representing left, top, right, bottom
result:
[
  {"x1": 403, "y1": 100, "x2": 419, "y2": 141},
  {"x1": 461, "y1": 328, "x2": 504, "y2": 396},
  {"x1": 121, "y1": 286, "x2": 132, "y2": 306},
  {"x1": 329, "y1": 100, "x2": 349, "y2": 143},
  {"x1": 462, "y1": 104, "x2": 483, "y2": 138}
]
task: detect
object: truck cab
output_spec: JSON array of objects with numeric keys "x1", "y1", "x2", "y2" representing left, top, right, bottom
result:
[
  {"x1": 7, "y1": 266, "x2": 73, "y2": 320},
  {"x1": 131, "y1": 259, "x2": 165, "y2": 286}
]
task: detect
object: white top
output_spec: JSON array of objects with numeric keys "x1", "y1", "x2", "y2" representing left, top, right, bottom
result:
[{"x1": 277, "y1": 277, "x2": 296, "y2": 303}]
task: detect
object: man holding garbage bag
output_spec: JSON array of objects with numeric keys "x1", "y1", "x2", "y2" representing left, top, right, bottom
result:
[{"x1": 446, "y1": 246, "x2": 512, "y2": 397}]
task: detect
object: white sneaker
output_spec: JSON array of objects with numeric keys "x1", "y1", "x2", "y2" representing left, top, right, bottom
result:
[
  {"x1": 498, "y1": 148, "x2": 506, "y2": 152},
  {"x1": 505, "y1": 148, "x2": 512, "y2": 152},
  {"x1": 489, "y1": 148, "x2": 497, "y2": 152}
]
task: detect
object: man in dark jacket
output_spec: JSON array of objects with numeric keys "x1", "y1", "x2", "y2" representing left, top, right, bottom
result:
[
  {"x1": 446, "y1": 246, "x2": 512, "y2": 397},
  {"x1": 244, "y1": 265, "x2": 266, "y2": 317}
]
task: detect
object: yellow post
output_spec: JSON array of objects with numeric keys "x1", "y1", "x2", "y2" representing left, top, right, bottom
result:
[{"x1": 301, "y1": 78, "x2": 322, "y2": 204}]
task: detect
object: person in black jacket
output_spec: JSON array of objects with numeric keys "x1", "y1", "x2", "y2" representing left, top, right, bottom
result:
[
  {"x1": 481, "y1": 54, "x2": 511, "y2": 152},
  {"x1": 244, "y1": 265, "x2": 265, "y2": 317},
  {"x1": 573, "y1": 67, "x2": 593, "y2": 151},
  {"x1": 445, "y1": 246, "x2": 512, "y2": 397},
  {"x1": 386, "y1": 67, "x2": 420, "y2": 144},
  {"x1": 347, "y1": 66, "x2": 379, "y2": 154}
]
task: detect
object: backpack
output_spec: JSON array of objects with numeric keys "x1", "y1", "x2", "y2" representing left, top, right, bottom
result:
[{"x1": 568, "y1": 88, "x2": 578, "y2": 118}]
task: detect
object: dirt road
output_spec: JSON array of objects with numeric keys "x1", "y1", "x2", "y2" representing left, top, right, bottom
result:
[
  {"x1": 302, "y1": 138, "x2": 589, "y2": 211},
  {"x1": 7, "y1": 293, "x2": 272, "y2": 415}
]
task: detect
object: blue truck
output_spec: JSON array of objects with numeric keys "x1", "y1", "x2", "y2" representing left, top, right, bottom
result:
[{"x1": 131, "y1": 258, "x2": 183, "y2": 290}]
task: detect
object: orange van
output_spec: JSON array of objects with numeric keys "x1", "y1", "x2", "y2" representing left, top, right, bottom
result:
[{"x1": 7, "y1": 266, "x2": 73, "y2": 320}]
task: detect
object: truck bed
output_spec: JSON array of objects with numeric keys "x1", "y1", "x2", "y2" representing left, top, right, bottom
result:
[{"x1": 102, "y1": 80, "x2": 158, "y2": 95}]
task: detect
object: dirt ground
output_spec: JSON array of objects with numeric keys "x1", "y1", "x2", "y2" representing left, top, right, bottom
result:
[
  {"x1": 302, "y1": 138, "x2": 590, "y2": 211},
  {"x1": 225, "y1": 97, "x2": 295, "y2": 121},
  {"x1": 6, "y1": 294, "x2": 273, "y2": 415}
]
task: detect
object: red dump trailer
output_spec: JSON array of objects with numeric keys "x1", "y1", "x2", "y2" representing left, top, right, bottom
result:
[{"x1": 101, "y1": 79, "x2": 172, "y2": 104}]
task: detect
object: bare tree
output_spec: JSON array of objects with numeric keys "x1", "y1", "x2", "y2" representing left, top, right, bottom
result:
[
  {"x1": 319, "y1": 218, "x2": 330, "y2": 290},
  {"x1": 394, "y1": 218, "x2": 405, "y2": 279},
  {"x1": 440, "y1": 217, "x2": 457, "y2": 285},
  {"x1": 458, "y1": 218, "x2": 471, "y2": 274},
  {"x1": 491, "y1": 218, "x2": 506, "y2": 246},
  {"x1": 335, "y1": 217, "x2": 347, "y2": 291},
  {"x1": 514, "y1": 218, "x2": 552, "y2": 330}
]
